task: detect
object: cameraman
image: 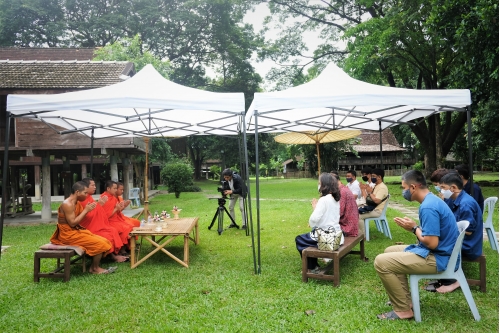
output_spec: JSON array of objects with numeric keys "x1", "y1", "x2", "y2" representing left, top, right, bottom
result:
[{"x1": 222, "y1": 168, "x2": 247, "y2": 229}]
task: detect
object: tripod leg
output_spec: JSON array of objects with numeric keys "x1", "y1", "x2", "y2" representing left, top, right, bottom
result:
[
  {"x1": 223, "y1": 206, "x2": 237, "y2": 227},
  {"x1": 218, "y1": 207, "x2": 224, "y2": 235},
  {"x1": 209, "y1": 208, "x2": 220, "y2": 230}
]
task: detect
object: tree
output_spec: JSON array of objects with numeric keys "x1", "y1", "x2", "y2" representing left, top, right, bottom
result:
[
  {"x1": 259, "y1": 0, "x2": 498, "y2": 175},
  {"x1": 160, "y1": 161, "x2": 194, "y2": 198}
]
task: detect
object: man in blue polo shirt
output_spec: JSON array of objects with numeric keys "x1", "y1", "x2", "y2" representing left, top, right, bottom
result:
[
  {"x1": 431, "y1": 172, "x2": 483, "y2": 293},
  {"x1": 374, "y1": 170, "x2": 458, "y2": 320}
]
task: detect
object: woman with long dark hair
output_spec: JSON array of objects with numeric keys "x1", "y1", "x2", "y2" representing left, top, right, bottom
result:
[{"x1": 295, "y1": 172, "x2": 341, "y2": 272}]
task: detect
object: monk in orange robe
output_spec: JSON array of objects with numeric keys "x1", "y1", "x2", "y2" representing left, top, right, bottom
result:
[
  {"x1": 79, "y1": 178, "x2": 129, "y2": 262},
  {"x1": 50, "y1": 181, "x2": 113, "y2": 274},
  {"x1": 100, "y1": 180, "x2": 134, "y2": 248},
  {"x1": 116, "y1": 182, "x2": 141, "y2": 228}
]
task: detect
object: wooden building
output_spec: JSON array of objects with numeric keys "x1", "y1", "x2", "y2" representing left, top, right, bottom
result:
[
  {"x1": 0, "y1": 48, "x2": 147, "y2": 218},
  {"x1": 338, "y1": 129, "x2": 414, "y2": 172}
]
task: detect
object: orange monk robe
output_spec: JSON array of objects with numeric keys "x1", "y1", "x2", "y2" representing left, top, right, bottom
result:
[
  {"x1": 118, "y1": 196, "x2": 141, "y2": 227},
  {"x1": 100, "y1": 192, "x2": 133, "y2": 245},
  {"x1": 50, "y1": 202, "x2": 112, "y2": 257},
  {"x1": 79, "y1": 194, "x2": 125, "y2": 255}
]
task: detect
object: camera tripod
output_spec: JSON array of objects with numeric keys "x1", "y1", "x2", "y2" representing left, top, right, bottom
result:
[{"x1": 208, "y1": 197, "x2": 238, "y2": 235}]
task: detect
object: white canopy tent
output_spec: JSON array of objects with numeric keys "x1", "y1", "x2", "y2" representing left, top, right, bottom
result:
[
  {"x1": 246, "y1": 63, "x2": 473, "y2": 274},
  {"x1": 3, "y1": 64, "x2": 258, "y2": 269},
  {"x1": 8, "y1": 64, "x2": 244, "y2": 138}
]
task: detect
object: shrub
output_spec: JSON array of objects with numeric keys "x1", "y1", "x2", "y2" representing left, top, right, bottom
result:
[
  {"x1": 160, "y1": 162, "x2": 194, "y2": 198},
  {"x1": 413, "y1": 161, "x2": 424, "y2": 171},
  {"x1": 183, "y1": 185, "x2": 202, "y2": 192}
]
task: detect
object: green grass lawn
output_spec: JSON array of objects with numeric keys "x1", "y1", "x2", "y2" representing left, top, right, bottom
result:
[{"x1": 0, "y1": 177, "x2": 498, "y2": 332}]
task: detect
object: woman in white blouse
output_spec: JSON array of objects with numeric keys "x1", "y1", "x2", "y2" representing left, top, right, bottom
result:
[{"x1": 295, "y1": 173, "x2": 341, "y2": 271}]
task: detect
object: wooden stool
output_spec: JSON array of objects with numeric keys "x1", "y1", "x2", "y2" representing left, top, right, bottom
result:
[
  {"x1": 34, "y1": 249, "x2": 86, "y2": 282},
  {"x1": 463, "y1": 253, "x2": 486, "y2": 292},
  {"x1": 302, "y1": 234, "x2": 366, "y2": 287}
]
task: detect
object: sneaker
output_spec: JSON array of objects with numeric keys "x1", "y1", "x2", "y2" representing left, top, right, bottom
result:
[{"x1": 241, "y1": 225, "x2": 247, "y2": 230}]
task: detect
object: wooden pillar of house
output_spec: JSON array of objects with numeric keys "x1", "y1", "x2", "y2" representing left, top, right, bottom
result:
[
  {"x1": 41, "y1": 154, "x2": 52, "y2": 219},
  {"x1": 62, "y1": 158, "x2": 71, "y2": 198},
  {"x1": 81, "y1": 164, "x2": 87, "y2": 180},
  {"x1": 94, "y1": 164, "x2": 101, "y2": 194},
  {"x1": 122, "y1": 158, "x2": 131, "y2": 199},
  {"x1": 51, "y1": 165, "x2": 58, "y2": 196},
  {"x1": 110, "y1": 155, "x2": 118, "y2": 182},
  {"x1": 34, "y1": 165, "x2": 41, "y2": 200}
]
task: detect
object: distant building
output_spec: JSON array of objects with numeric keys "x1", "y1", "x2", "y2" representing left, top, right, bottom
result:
[
  {"x1": 338, "y1": 129, "x2": 414, "y2": 171},
  {"x1": 0, "y1": 47, "x2": 145, "y2": 205}
]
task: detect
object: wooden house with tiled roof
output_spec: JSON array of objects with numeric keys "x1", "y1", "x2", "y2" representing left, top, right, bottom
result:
[
  {"x1": 0, "y1": 48, "x2": 146, "y2": 217},
  {"x1": 338, "y1": 129, "x2": 415, "y2": 172}
]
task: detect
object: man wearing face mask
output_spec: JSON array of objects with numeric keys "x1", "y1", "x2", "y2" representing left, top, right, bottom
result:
[
  {"x1": 358, "y1": 168, "x2": 389, "y2": 235},
  {"x1": 346, "y1": 169, "x2": 361, "y2": 200},
  {"x1": 454, "y1": 164, "x2": 484, "y2": 213},
  {"x1": 430, "y1": 168, "x2": 449, "y2": 198},
  {"x1": 426, "y1": 172, "x2": 483, "y2": 293},
  {"x1": 374, "y1": 170, "x2": 458, "y2": 320}
]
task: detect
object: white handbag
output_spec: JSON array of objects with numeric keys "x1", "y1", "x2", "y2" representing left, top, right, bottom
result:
[{"x1": 311, "y1": 225, "x2": 344, "y2": 251}]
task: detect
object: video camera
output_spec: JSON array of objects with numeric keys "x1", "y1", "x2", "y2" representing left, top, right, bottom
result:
[{"x1": 217, "y1": 180, "x2": 230, "y2": 198}]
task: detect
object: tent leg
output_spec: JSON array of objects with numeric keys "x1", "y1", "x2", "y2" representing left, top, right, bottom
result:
[
  {"x1": 143, "y1": 137, "x2": 150, "y2": 218},
  {"x1": 242, "y1": 115, "x2": 257, "y2": 274},
  {"x1": 379, "y1": 121, "x2": 384, "y2": 169},
  {"x1": 90, "y1": 127, "x2": 94, "y2": 178},
  {"x1": 254, "y1": 110, "x2": 261, "y2": 274},
  {"x1": 0, "y1": 112, "x2": 11, "y2": 259},
  {"x1": 467, "y1": 107, "x2": 474, "y2": 196}
]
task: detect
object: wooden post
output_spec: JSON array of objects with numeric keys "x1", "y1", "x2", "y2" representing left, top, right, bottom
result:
[
  {"x1": 122, "y1": 158, "x2": 130, "y2": 200},
  {"x1": 81, "y1": 164, "x2": 87, "y2": 179},
  {"x1": 63, "y1": 158, "x2": 71, "y2": 198},
  {"x1": 41, "y1": 154, "x2": 52, "y2": 219},
  {"x1": 110, "y1": 155, "x2": 118, "y2": 181},
  {"x1": 51, "y1": 165, "x2": 58, "y2": 196},
  {"x1": 34, "y1": 165, "x2": 41, "y2": 200},
  {"x1": 143, "y1": 137, "x2": 150, "y2": 218}
]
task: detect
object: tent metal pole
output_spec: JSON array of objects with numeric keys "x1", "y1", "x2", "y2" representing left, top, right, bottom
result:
[
  {"x1": 0, "y1": 112, "x2": 11, "y2": 259},
  {"x1": 379, "y1": 121, "x2": 384, "y2": 169},
  {"x1": 254, "y1": 110, "x2": 261, "y2": 274},
  {"x1": 467, "y1": 107, "x2": 474, "y2": 196},
  {"x1": 237, "y1": 125, "x2": 249, "y2": 237},
  {"x1": 143, "y1": 137, "x2": 150, "y2": 218},
  {"x1": 90, "y1": 127, "x2": 94, "y2": 178},
  {"x1": 242, "y1": 114, "x2": 257, "y2": 273}
]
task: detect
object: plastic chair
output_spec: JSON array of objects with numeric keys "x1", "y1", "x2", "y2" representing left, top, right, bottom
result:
[
  {"x1": 364, "y1": 195, "x2": 391, "y2": 241},
  {"x1": 409, "y1": 220, "x2": 481, "y2": 322},
  {"x1": 129, "y1": 187, "x2": 141, "y2": 207},
  {"x1": 483, "y1": 197, "x2": 498, "y2": 252}
]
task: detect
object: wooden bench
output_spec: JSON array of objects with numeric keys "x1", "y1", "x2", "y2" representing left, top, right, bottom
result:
[
  {"x1": 34, "y1": 249, "x2": 86, "y2": 282},
  {"x1": 302, "y1": 233, "x2": 366, "y2": 287},
  {"x1": 463, "y1": 253, "x2": 486, "y2": 292}
]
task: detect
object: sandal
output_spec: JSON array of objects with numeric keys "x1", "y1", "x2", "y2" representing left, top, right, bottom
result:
[
  {"x1": 377, "y1": 310, "x2": 412, "y2": 320},
  {"x1": 424, "y1": 282, "x2": 441, "y2": 292}
]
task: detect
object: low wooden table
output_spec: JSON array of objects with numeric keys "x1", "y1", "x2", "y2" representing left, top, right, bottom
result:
[{"x1": 129, "y1": 217, "x2": 199, "y2": 268}]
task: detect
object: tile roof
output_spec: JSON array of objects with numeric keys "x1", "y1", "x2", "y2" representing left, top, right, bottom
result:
[
  {"x1": 0, "y1": 47, "x2": 97, "y2": 61},
  {"x1": 0, "y1": 61, "x2": 134, "y2": 89}
]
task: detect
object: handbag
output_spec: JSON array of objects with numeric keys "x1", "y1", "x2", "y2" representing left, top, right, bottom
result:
[{"x1": 311, "y1": 225, "x2": 344, "y2": 251}]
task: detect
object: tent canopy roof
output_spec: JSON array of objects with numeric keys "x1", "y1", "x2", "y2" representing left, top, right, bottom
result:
[
  {"x1": 7, "y1": 64, "x2": 245, "y2": 138},
  {"x1": 246, "y1": 63, "x2": 471, "y2": 133}
]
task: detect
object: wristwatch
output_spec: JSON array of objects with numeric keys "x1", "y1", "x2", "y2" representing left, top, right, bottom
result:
[{"x1": 411, "y1": 225, "x2": 420, "y2": 234}]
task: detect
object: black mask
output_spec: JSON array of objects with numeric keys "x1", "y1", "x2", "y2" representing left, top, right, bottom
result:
[{"x1": 362, "y1": 176, "x2": 369, "y2": 182}]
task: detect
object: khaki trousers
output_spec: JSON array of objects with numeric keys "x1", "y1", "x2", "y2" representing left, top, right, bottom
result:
[
  {"x1": 358, "y1": 209, "x2": 381, "y2": 235},
  {"x1": 374, "y1": 245, "x2": 437, "y2": 312},
  {"x1": 229, "y1": 194, "x2": 246, "y2": 225}
]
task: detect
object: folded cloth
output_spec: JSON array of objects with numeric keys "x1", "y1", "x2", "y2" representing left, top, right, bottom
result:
[{"x1": 39, "y1": 243, "x2": 85, "y2": 256}]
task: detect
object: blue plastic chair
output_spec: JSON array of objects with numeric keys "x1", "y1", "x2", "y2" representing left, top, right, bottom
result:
[
  {"x1": 364, "y1": 195, "x2": 391, "y2": 241},
  {"x1": 483, "y1": 197, "x2": 498, "y2": 252},
  {"x1": 129, "y1": 187, "x2": 141, "y2": 208},
  {"x1": 409, "y1": 220, "x2": 481, "y2": 322}
]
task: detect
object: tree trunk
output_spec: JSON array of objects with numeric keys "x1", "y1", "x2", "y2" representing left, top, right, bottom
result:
[{"x1": 435, "y1": 113, "x2": 443, "y2": 169}]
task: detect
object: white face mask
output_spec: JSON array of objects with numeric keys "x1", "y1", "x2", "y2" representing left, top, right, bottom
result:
[
  {"x1": 434, "y1": 185, "x2": 441, "y2": 193},
  {"x1": 318, "y1": 184, "x2": 321, "y2": 191},
  {"x1": 441, "y1": 189, "x2": 453, "y2": 199}
]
